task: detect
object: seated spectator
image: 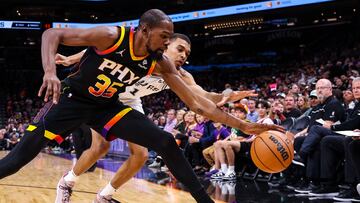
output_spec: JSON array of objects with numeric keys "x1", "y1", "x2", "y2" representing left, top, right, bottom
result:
[
  {"x1": 246, "y1": 98, "x2": 259, "y2": 122},
  {"x1": 283, "y1": 94, "x2": 302, "y2": 118},
  {"x1": 269, "y1": 100, "x2": 286, "y2": 124},
  {"x1": 174, "y1": 111, "x2": 196, "y2": 148},
  {"x1": 210, "y1": 104, "x2": 250, "y2": 180},
  {"x1": 170, "y1": 109, "x2": 186, "y2": 138},
  {"x1": 0, "y1": 129, "x2": 7, "y2": 150},
  {"x1": 291, "y1": 78, "x2": 346, "y2": 193},
  {"x1": 297, "y1": 95, "x2": 310, "y2": 114},
  {"x1": 256, "y1": 100, "x2": 274, "y2": 125},
  {"x1": 290, "y1": 83, "x2": 301, "y2": 96},
  {"x1": 7, "y1": 128, "x2": 20, "y2": 150},
  {"x1": 157, "y1": 115, "x2": 166, "y2": 130},
  {"x1": 186, "y1": 114, "x2": 206, "y2": 171},
  {"x1": 307, "y1": 77, "x2": 360, "y2": 200},
  {"x1": 343, "y1": 89, "x2": 356, "y2": 114},
  {"x1": 301, "y1": 90, "x2": 320, "y2": 117},
  {"x1": 163, "y1": 109, "x2": 177, "y2": 133}
]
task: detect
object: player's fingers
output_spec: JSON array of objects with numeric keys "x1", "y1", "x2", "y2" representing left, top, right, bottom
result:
[
  {"x1": 52, "y1": 82, "x2": 60, "y2": 104},
  {"x1": 55, "y1": 59, "x2": 63, "y2": 65},
  {"x1": 274, "y1": 125, "x2": 285, "y2": 133},
  {"x1": 44, "y1": 83, "x2": 53, "y2": 102},
  {"x1": 216, "y1": 96, "x2": 230, "y2": 107},
  {"x1": 247, "y1": 90, "x2": 258, "y2": 97},
  {"x1": 38, "y1": 82, "x2": 47, "y2": 97}
]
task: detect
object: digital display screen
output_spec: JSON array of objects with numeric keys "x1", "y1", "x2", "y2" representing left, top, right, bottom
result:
[
  {"x1": 0, "y1": 21, "x2": 41, "y2": 30},
  {"x1": 53, "y1": 0, "x2": 333, "y2": 29}
]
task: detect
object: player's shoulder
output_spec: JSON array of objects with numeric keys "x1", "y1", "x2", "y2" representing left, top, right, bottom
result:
[{"x1": 93, "y1": 25, "x2": 122, "y2": 40}]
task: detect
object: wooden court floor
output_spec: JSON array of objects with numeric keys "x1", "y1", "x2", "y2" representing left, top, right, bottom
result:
[{"x1": 0, "y1": 151, "x2": 224, "y2": 203}]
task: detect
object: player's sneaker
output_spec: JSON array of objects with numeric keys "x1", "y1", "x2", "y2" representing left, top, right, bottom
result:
[
  {"x1": 55, "y1": 174, "x2": 75, "y2": 203},
  {"x1": 93, "y1": 192, "x2": 120, "y2": 203}
]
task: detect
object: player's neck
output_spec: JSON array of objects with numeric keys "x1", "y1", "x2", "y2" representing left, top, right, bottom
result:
[{"x1": 133, "y1": 31, "x2": 148, "y2": 57}]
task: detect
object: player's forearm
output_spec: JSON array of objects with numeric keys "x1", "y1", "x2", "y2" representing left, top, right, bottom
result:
[
  {"x1": 190, "y1": 85, "x2": 223, "y2": 104},
  {"x1": 41, "y1": 29, "x2": 61, "y2": 75},
  {"x1": 189, "y1": 96, "x2": 246, "y2": 130}
]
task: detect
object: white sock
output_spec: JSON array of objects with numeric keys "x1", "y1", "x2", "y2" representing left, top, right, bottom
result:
[
  {"x1": 227, "y1": 166, "x2": 235, "y2": 173},
  {"x1": 64, "y1": 169, "x2": 79, "y2": 183},
  {"x1": 221, "y1": 164, "x2": 228, "y2": 174},
  {"x1": 100, "y1": 182, "x2": 117, "y2": 196}
]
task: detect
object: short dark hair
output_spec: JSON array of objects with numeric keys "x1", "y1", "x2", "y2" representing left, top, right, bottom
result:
[
  {"x1": 256, "y1": 100, "x2": 270, "y2": 109},
  {"x1": 170, "y1": 33, "x2": 191, "y2": 46},
  {"x1": 139, "y1": 9, "x2": 172, "y2": 29}
]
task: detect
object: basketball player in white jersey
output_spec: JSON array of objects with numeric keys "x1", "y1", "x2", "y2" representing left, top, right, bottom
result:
[{"x1": 55, "y1": 33, "x2": 258, "y2": 202}]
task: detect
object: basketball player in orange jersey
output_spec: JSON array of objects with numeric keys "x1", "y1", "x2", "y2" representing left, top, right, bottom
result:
[
  {"x1": 55, "y1": 33, "x2": 259, "y2": 202},
  {"x1": 0, "y1": 9, "x2": 284, "y2": 203}
]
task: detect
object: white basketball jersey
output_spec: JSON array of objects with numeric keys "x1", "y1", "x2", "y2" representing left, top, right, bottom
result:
[{"x1": 119, "y1": 75, "x2": 169, "y2": 113}]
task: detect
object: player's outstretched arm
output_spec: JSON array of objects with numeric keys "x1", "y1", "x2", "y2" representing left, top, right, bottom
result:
[
  {"x1": 159, "y1": 59, "x2": 284, "y2": 135},
  {"x1": 179, "y1": 68, "x2": 258, "y2": 106},
  {"x1": 40, "y1": 26, "x2": 119, "y2": 104}
]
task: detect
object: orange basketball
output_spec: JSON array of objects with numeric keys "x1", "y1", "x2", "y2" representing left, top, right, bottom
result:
[{"x1": 250, "y1": 130, "x2": 294, "y2": 173}]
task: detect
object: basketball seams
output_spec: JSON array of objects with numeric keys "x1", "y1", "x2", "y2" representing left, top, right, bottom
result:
[
  {"x1": 251, "y1": 138, "x2": 276, "y2": 173},
  {"x1": 274, "y1": 133, "x2": 294, "y2": 160},
  {"x1": 257, "y1": 136, "x2": 286, "y2": 168}
]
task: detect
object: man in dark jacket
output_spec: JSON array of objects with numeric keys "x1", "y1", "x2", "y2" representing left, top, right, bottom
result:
[{"x1": 307, "y1": 77, "x2": 360, "y2": 201}]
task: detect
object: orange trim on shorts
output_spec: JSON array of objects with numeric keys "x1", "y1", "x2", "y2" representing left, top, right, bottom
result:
[
  {"x1": 44, "y1": 130, "x2": 64, "y2": 144},
  {"x1": 95, "y1": 26, "x2": 125, "y2": 55},
  {"x1": 129, "y1": 27, "x2": 148, "y2": 61},
  {"x1": 101, "y1": 107, "x2": 132, "y2": 137}
]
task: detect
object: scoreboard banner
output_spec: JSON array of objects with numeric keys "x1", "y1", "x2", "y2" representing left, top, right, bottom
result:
[{"x1": 0, "y1": 20, "x2": 41, "y2": 30}]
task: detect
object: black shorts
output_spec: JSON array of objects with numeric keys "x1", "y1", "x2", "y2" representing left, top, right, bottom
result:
[{"x1": 28, "y1": 85, "x2": 132, "y2": 144}]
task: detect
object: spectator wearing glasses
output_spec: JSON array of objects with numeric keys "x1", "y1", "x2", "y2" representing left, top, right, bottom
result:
[{"x1": 292, "y1": 79, "x2": 346, "y2": 193}]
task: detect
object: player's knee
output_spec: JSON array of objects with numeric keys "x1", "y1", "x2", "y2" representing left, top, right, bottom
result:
[
  {"x1": 92, "y1": 139, "x2": 110, "y2": 157},
  {"x1": 132, "y1": 148, "x2": 149, "y2": 163}
]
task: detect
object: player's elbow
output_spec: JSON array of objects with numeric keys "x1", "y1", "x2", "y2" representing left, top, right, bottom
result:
[
  {"x1": 41, "y1": 28, "x2": 54, "y2": 39},
  {"x1": 42, "y1": 28, "x2": 62, "y2": 42}
]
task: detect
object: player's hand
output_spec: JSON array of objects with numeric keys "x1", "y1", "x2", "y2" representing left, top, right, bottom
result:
[
  {"x1": 38, "y1": 73, "x2": 61, "y2": 104},
  {"x1": 243, "y1": 123, "x2": 285, "y2": 135},
  {"x1": 217, "y1": 90, "x2": 258, "y2": 107},
  {"x1": 55, "y1": 53, "x2": 73, "y2": 66}
]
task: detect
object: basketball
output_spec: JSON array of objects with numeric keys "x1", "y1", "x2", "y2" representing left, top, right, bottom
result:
[{"x1": 250, "y1": 130, "x2": 294, "y2": 173}]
